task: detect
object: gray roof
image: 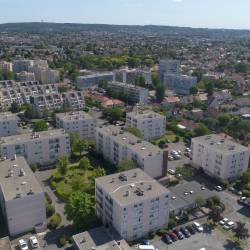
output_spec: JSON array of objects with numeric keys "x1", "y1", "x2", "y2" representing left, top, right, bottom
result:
[
  {"x1": 96, "y1": 168, "x2": 169, "y2": 206},
  {"x1": 127, "y1": 110, "x2": 165, "y2": 120},
  {"x1": 96, "y1": 125, "x2": 162, "y2": 157},
  {"x1": 192, "y1": 134, "x2": 250, "y2": 154},
  {"x1": 0, "y1": 129, "x2": 68, "y2": 146},
  {"x1": 56, "y1": 111, "x2": 93, "y2": 121},
  {"x1": 0, "y1": 112, "x2": 18, "y2": 121},
  {"x1": 169, "y1": 181, "x2": 215, "y2": 212},
  {"x1": 73, "y1": 226, "x2": 131, "y2": 250},
  {"x1": 110, "y1": 81, "x2": 148, "y2": 91},
  {"x1": 0, "y1": 157, "x2": 44, "y2": 201}
]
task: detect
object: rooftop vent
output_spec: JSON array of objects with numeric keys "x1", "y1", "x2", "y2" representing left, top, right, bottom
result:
[
  {"x1": 148, "y1": 185, "x2": 152, "y2": 190},
  {"x1": 124, "y1": 191, "x2": 129, "y2": 197},
  {"x1": 141, "y1": 147, "x2": 146, "y2": 150},
  {"x1": 119, "y1": 174, "x2": 127, "y2": 182},
  {"x1": 16, "y1": 193, "x2": 21, "y2": 198},
  {"x1": 135, "y1": 188, "x2": 144, "y2": 196},
  {"x1": 28, "y1": 189, "x2": 34, "y2": 195},
  {"x1": 19, "y1": 168, "x2": 25, "y2": 176},
  {"x1": 133, "y1": 172, "x2": 137, "y2": 178}
]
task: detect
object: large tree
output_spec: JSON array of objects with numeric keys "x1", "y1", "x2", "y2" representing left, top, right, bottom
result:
[
  {"x1": 155, "y1": 83, "x2": 165, "y2": 103},
  {"x1": 78, "y1": 156, "x2": 91, "y2": 170},
  {"x1": 56, "y1": 156, "x2": 69, "y2": 175},
  {"x1": 208, "y1": 206, "x2": 222, "y2": 224},
  {"x1": 64, "y1": 191, "x2": 95, "y2": 230},
  {"x1": 33, "y1": 120, "x2": 48, "y2": 132},
  {"x1": 234, "y1": 221, "x2": 250, "y2": 241}
]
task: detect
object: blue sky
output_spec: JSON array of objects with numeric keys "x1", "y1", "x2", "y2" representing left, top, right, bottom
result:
[{"x1": 0, "y1": 0, "x2": 250, "y2": 29}]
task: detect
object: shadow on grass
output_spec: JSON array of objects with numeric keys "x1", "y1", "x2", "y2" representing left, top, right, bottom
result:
[{"x1": 223, "y1": 239, "x2": 244, "y2": 250}]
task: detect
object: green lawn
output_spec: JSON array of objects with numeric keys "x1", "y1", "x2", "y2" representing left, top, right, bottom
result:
[
  {"x1": 50, "y1": 163, "x2": 96, "y2": 202},
  {"x1": 152, "y1": 131, "x2": 179, "y2": 145}
]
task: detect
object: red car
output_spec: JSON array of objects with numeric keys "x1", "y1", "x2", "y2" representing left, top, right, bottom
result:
[{"x1": 168, "y1": 232, "x2": 178, "y2": 241}]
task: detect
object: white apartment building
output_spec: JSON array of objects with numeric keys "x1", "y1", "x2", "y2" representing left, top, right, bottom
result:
[
  {"x1": 0, "y1": 157, "x2": 46, "y2": 236},
  {"x1": 159, "y1": 59, "x2": 180, "y2": 81},
  {"x1": 95, "y1": 168, "x2": 170, "y2": 241},
  {"x1": 56, "y1": 111, "x2": 95, "y2": 139},
  {"x1": 0, "y1": 112, "x2": 18, "y2": 137},
  {"x1": 95, "y1": 125, "x2": 167, "y2": 178},
  {"x1": 0, "y1": 129, "x2": 70, "y2": 166},
  {"x1": 191, "y1": 134, "x2": 250, "y2": 181},
  {"x1": 0, "y1": 61, "x2": 13, "y2": 72},
  {"x1": 109, "y1": 81, "x2": 149, "y2": 104},
  {"x1": 126, "y1": 110, "x2": 166, "y2": 140}
]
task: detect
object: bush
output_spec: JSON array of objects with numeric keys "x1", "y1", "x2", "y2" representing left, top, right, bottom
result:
[
  {"x1": 46, "y1": 202, "x2": 55, "y2": 218},
  {"x1": 58, "y1": 235, "x2": 67, "y2": 247},
  {"x1": 30, "y1": 163, "x2": 37, "y2": 172},
  {"x1": 156, "y1": 228, "x2": 168, "y2": 236},
  {"x1": 148, "y1": 231, "x2": 156, "y2": 240},
  {"x1": 48, "y1": 213, "x2": 61, "y2": 229},
  {"x1": 45, "y1": 192, "x2": 52, "y2": 204}
]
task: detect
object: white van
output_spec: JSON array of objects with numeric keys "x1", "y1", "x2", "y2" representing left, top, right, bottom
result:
[{"x1": 138, "y1": 245, "x2": 158, "y2": 250}]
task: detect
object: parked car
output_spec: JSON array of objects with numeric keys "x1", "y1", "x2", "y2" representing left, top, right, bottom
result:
[
  {"x1": 18, "y1": 239, "x2": 29, "y2": 250},
  {"x1": 215, "y1": 185, "x2": 223, "y2": 191},
  {"x1": 168, "y1": 169, "x2": 175, "y2": 175},
  {"x1": 142, "y1": 239, "x2": 150, "y2": 245},
  {"x1": 162, "y1": 234, "x2": 173, "y2": 244},
  {"x1": 168, "y1": 156, "x2": 174, "y2": 161},
  {"x1": 223, "y1": 221, "x2": 235, "y2": 230},
  {"x1": 173, "y1": 229, "x2": 184, "y2": 240},
  {"x1": 193, "y1": 222, "x2": 204, "y2": 232},
  {"x1": 169, "y1": 232, "x2": 178, "y2": 241},
  {"x1": 180, "y1": 227, "x2": 191, "y2": 238},
  {"x1": 186, "y1": 225, "x2": 196, "y2": 235},
  {"x1": 29, "y1": 236, "x2": 39, "y2": 249},
  {"x1": 219, "y1": 218, "x2": 229, "y2": 226},
  {"x1": 228, "y1": 187, "x2": 235, "y2": 193}
]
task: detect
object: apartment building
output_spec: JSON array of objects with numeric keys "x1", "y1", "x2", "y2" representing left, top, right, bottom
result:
[
  {"x1": 13, "y1": 59, "x2": 34, "y2": 73},
  {"x1": 0, "y1": 129, "x2": 70, "y2": 165},
  {"x1": 191, "y1": 134, "x2": 250, "y2": 181},
  {"x1": 0, "y1": 61, "x2": 13, "y2": 72},
  {"x1": 0, "y1": 112, "x2": 18, "y2": 137},
  {"x1": 16, "y1": 71, "x2": 36, "y2": 82},
  {"x1": 95, "y1": 168, "x2": 170, "y2": 241},
  {"x1": 159, "y1": 59, "x2": 180, "y2": 81},
  {"x1": 76, "y1": 72, "x2": 114, "y2": 89},
  {"x1": 126, "y1": 110, "x2": 166, "y2": 140},
  {"x1": 163, "y1": 74, "x2": 197, "y2": 95},
  {"x1": 30, "y1": 91, "x2": 85, "y2": 115},
  {"x1": 109, "y1": 81, "x2": 149, "y2": 104},
  {"x1": 114, "y1": 68, "x2": 152, "y2": 85},
  {"x1": 56, "y1": 111, "x2": 95, "y2": 139},
  {"x1": 95, "y1": 125, "x2": 167, "y2": 178},
  {"x1": 0, "y1": 157, "x2": 46, "y2": 236}
]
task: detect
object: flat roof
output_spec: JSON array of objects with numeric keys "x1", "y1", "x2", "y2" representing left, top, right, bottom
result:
[
  {"x1": 169, "y1": 181, "x2": 215, "y2": 212},
  {"x1": 0, "y1": 112, "x2": 18, "y2": 121},
  {"x1": 0, "y1": 237, "x2": 11, "y2": 250},
  {"x1": 110, "y1": 81, "x2": 148, "y2": 91},
  {"x1": 96, "y1": 125, "x2": 162, "y2": 157},
  {"x1": 96, "y1": 168, "x2": 169, "y2": 206},
  {"x1": 0, "y1": 157, "x2": 43, "y2": 201},
  {"x1": 0, "y1": 129, "x2": 67, "y2": 146},
  {"x1": 73, "y1": 226, "x2": 131, "y2": 250},
  {"x1": 127, "y1": 110, "x2": 165, "y2": 120},
  {"x1": 56, "y1": 111, "x2": 93, "y2": 121},
  {"x1": 192, "y1": 134, "x2": 250, "y2": 154}
]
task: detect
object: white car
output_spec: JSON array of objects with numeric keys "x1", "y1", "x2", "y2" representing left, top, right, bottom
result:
[
  {"x1": 168, "y1": 169, "x2": 175, "y2": 175},
  {"x1": 215, "y1": 185, "x2": 223, "y2": 191},
  {"x1": 193, "y1": 222, "x2": 204, "y2": 232},
  {"x1": 18, "y1": 239, "x2": 29, "y2": 250},
  {"x1": 219, "y1": 218, "x2": 229, "y2": 225},
  {"x1": 223, "y1": 221, "x2": 235, "y2": 230},
  {"x1": 29, "y1": 236, "x2": 39, "y2": 248}
]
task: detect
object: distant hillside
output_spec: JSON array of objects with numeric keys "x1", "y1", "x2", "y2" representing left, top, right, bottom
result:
[{"x1": 0, "y1": 22, "x2": 250, "y2": 39}]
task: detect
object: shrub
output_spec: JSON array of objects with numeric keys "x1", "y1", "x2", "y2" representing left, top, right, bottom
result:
[
  {"x1": 148, "y1": 231, "x2": 156, "y2": 240},
  {"x1": 48, "y1": 213, "x2": 61, "y2": 229},
  {"x1": 156, "y1": 228, "x2": 168, "y2": 236},
  {"x1": 58, "y1": 235, "x2": 67, "y2": 247},
  {"x1": 30, "y1": 163, "x2": 37, "y2": 172},
  {"x1": 45, "y1": 192, "x2": 52, "y2": 204},
  {"x1": 46, "y1": 202, "x2": 55, "y2": 218}
]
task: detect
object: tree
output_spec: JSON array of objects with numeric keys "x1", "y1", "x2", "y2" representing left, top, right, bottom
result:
[
  {"x1": 195, "y1": 197, "x2": 206, "y2": 209},
  {"x1": 124, "y1": 127, "x2": 143, "y2": 138},
  {"x1": 204, "y1": 81, "x2": 214, "y2": 96},
  {"x1": 56, "y1": 156, "x2": 69, "y2": 175},
  {"x1": 193, "y1": 123, "x2": 210, "y2": 137},
  {"x1": 33, "y1": 120, "x2": 48, "y2": 132},
  {"x1": 117, "y1": 160, "x2": 137, "y2": 172},
  {"x1": 155, "y1": 83, "x2": 165, "y2": 103},
  {"x1": 103, "y1": 107, "x2": 125, "y2": 123},
  {"x1": 234, "y1": 221, "x2": 250, "y2": 241},
  {"x1": 190, "y1": 86, "x2": 198, "y2": 95},
  {"x1": 76, "y1": 139, "x2": 89, "y2": 156},
  {"x1": 64, "y1": 191, "x2": 95, "y2": 230},
  {"x1": 10, "y1": 102, "x2": 21, "y2": 113},
  {"x1": 218, "y1": 113, "x2": 231, "y2": 127},
  {"x1": 78, "y1": 157, "x2": 91, "y2": 170},
  {"x1": 192, "y1": 68, "x2": 203, "y2": 82},
  {"x1": 71, "y1": 175, "x2": 84, "y2": 191},
  {"x1": 208, "y1": 206, "x2": 222, "y2": 224}
]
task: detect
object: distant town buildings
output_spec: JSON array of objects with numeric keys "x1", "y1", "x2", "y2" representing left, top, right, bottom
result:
[
  {"x1": 95, "y1": 168, "x2": 170, "y2": 241},
  {"x1": 109, "y1": 81, "x2": 149, "y2": 104},
  {"x1": 0, "y1": 157, "x2": 46, "y2": 236},
  {"x1": 191, "y1": 134, "x2": 250, "y2": 181},
  {"x1": 76, "y1": 72, "x2": 114, "y2": 89},
  {"x1": 0, "y1": 61, "x2": 13, "y2": 72},
  {"x1": 95, "y1": 125, "x2": 167, "y2": 178},
  {"x1": 16, "y1": 71, "x2": 35, "y2": 82},
  {"x1": 126, "y1": 110, "x2": 166, "y2": 140},
  {"x1": 0, "y1": 129, "x2": 70, "y2": 166},
  {"x1": 0, "y1": 112, "x2": 18, "y2": 137},
  {"x1": 56, "y1": 111, "x2": 95, "y2": 139}
]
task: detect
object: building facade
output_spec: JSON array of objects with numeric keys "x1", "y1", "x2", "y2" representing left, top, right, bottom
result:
[
  {"x1": 126, "y1": 110, "x2": 166, "y2": 140},
  {"x1": 95, "y1": 125, "x2": 167, "y2": 178},
  {"x1": 0, "y1": 129, "x2": 70, "y2": 165},
  {"x1": 95, "y1": 169, "x2": 170, "y2": 241},
  {"x1": 0, "y1": 157, "x2": 46, "y2": 236},
  {"x1": 0, "y1": 113, "x2": 18, "y2": 137},
  {"x1": 191, "y1": 134, "x2": 250, "y2": 181},
  {"x1": 56, "y1": 111, "x2": 95, "y2": 139},
  {"x1": 159, "y1": 59, "x2": 180, "y2": 81}
]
